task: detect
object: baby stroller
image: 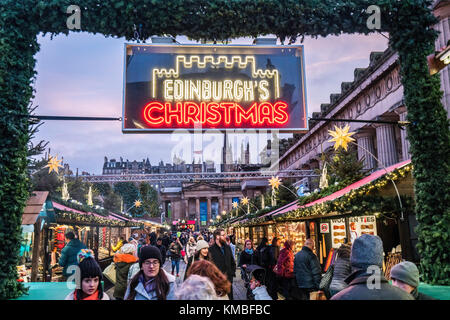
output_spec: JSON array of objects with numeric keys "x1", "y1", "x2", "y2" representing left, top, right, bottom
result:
[{"x1": 240, "y1": 265, "x2": 266, "y2": 300}]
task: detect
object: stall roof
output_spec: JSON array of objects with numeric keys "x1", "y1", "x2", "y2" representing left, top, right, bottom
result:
[
  {"x1": 22, "y1": 191, "x2": 49, "y2": 225},
  {"x1": 108, "y1": 211, "x2": 130, "y2": 221},
  {"x1": 273, "y1": 159, "x2": 412, "y2": 217},
  {"x1": 260, "y1": 200, "x2": 299, "y2": 218},
  {"x1": 52, "y1": 201, "x2": 122, "y2": 221}
]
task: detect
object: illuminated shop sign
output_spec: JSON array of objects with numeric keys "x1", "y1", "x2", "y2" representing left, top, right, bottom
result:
[{"x1": 122, "y1": 44, "x2": 308, "y2": 132}]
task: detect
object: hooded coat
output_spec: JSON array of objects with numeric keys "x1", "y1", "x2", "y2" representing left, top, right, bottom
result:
[
  {"x1": 330, "y1": 270, "x2": 415, "y2": 300},
  {"x1": 58, "y1": 239, "x2": 87, "y2": 278},
  {"x1": 113, "y1": 253, "x2": 139, "y2": 299}
]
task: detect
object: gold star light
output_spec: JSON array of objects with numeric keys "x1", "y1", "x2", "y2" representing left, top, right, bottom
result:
[
  {"x1": 241, "y1": 197, "x2": 249, "y2": 205},
  {"x1": 268, "y1": 176, "x2": 281, "y2": 190},
  {"x1": 328, "y1": 125, "x2": 356, "y2": 151},
  {"x1": 232, "y1": 201, "x2": 238, "y2": 209},
  {"x1": 134, "y1": 200, "x2": 142, "y2": 208},
  {"x1": 45, "y1": 156, "x2": 63, "y2": 174}
]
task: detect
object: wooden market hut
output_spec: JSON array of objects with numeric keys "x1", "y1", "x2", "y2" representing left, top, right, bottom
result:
[{"x1": 21, "y1": 191, "x2": 56, "y2": 282}]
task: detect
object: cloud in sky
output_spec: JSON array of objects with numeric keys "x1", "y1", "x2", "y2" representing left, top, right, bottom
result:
[{"x1": 31, "y1": 32, "x2": 387, "y2": 174}]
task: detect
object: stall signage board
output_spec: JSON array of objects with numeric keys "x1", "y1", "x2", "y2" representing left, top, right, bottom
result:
[
  {"x1": 349, "y1": 215, "x2": 377, "y2": 243},
  {"x1": 122, "y1": 44, "x2": 308, "y2": 133},
  {"x1": 330, "y1": 218, "x2": 347, "y2": 248},
  {"x1": 320, "y1": 223, "x2": 329, "y2": 233}
]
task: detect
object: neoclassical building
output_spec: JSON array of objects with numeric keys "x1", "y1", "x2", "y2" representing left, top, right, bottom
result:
[{"x1": 275, "y1": 0, "x2": 450, "y2": 187}]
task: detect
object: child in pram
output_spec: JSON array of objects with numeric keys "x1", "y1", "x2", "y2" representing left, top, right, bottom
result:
[{"x1": 241, "y1": 265, "x2": 272, "y2": 300}]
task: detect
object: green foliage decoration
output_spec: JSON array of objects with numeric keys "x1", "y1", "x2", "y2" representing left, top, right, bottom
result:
[{"x1": 1, "y1": 0, "x2": 449, "y2": 299}]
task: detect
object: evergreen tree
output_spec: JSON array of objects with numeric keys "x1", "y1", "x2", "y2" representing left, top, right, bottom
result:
[
  {"x1": 114, "y1": 182, "x2": 139, "y2": 212},
  {"x1": 327, "y1": 146, "x2": 365, "y2": 187},
  {"x1": 102, "y1": 190, "x2": 121, "y2": 212},
  {"x1": 276, "y1": 180, "x2": 297, "y2": 205},
  {"x1": 133, "y1": 182, "x2": 160, "y2": 217},
  {"x1": 30, "y1": 157, "x2": 62, "y2": 196}
]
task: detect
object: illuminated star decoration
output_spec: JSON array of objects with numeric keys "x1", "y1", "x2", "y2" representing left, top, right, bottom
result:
[
  {"x1": 328, "y1": 125, "x2": 356, "y2": 151},
  {"x1": 268, "y1": 176, "x2": 281, "y2": 190},
  {"x1": 134, "y1": 200, "x2": 142, "y2": 208},
  {"x1": 45, "y1": 155, "x2": 63, "y2": 174},
  {"x1": 241, "y1": 197, "x2": 249, "y2": 205},
  {"x1": 232, "y1": 201, "x2": 238, "y2": 209}
]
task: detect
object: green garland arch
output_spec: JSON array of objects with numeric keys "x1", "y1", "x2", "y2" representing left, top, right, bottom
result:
[{"x1": 1, "y1": 0, "x2": 449, "y2": 298}]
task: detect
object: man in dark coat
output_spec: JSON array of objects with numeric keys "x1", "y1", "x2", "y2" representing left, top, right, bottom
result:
[
  {"x1": 149, "y1": 232, "x2": 157, "y2": 246},
  {"x1": 58, "y1": 231, "x2": 87, "y2": 279},
  {"x1": 162, "y1": 233, "x2": 170, "y2": 249},
  {"x1": 331, "y1": 234, "x2": 414, "y2": 300},
  {"x1": 155, "y1": 237, "x2": 167, "y2": 265},
  {"x1": 293, "y1": 238, "x2": 322, "y2": 300},
  {"x1": 208, "y1": 228, "x2": 236, "y2": 300}
]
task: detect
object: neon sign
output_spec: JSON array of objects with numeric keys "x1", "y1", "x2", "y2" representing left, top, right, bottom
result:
[{"x1": 122, "y1": 44, "x2": 307, "y2": 132}]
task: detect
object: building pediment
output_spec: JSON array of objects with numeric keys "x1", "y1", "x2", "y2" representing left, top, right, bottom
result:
[{"x1": 183, "y1": 182, "x2": 221, "y2": 191}]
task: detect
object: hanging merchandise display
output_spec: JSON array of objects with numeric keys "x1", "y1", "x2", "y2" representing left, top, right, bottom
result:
[
  {"x1": 309, "y1": 222, "x2": 317, "y2": 255},
  {"x1": 349, "y1": 215, "x2": 377, "y2": 243},
  {"x1": 287, "y1": 222, "x2": 306, "y2": 253},
  {"x1": 54, "y1": 226, "x2": 67, "y2": 252},
  {"x1": 330, "y1": 218, "x2": 347, "y2": 248}
]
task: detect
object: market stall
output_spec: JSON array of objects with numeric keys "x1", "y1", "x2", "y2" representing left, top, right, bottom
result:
[
  {"x1": 42, "y1": 201, "x2": 145, "y2": 280},
  {"x1": 271, "y1": 160, "x2": 416, "y2": 273},
  {"x1": 19, "y1": 191, "x2": 56, "y2": 282}
]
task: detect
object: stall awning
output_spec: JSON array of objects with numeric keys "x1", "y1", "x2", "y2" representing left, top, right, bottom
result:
[
  {"x1": 260, "y1": 200, "x2": 298, "y2": 218},
  {"x1": 22, "y1": 191, "x2": 53, "y2": 225},
  {"x1": 273, "y1": 159, "x2": 412, "y2": 217},
  {"x1": 52, "y1": 201, "x2": 121, "y2": 221}
]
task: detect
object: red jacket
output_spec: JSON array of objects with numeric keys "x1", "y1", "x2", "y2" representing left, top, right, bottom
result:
[{"x1": 276, "y1": 247, "x2": 294, "y2": 278}]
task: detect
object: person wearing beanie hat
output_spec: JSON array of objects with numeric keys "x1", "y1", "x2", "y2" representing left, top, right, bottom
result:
[
  {"x1": 65, "y1": 249, "x2": 109, "y2": 300},
  {"x1": 184, "y1": 240, "x2": 211, "y2": 281},
  {"x1": 124, "y1": 245, "x2": 177, "y2": 300},
  {"x1": 331, "y1": 235, "x2": 414, "y2": 300},
  {"x1": 113, "y1": 243, "x2": 138, "y2": 300},
  {"x1": 391, "y1": 261, "x2": 436, "y2": 300}
]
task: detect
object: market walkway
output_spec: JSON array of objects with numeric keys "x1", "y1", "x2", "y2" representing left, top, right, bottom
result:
[{"x1": 105, "y1": 259, "x2": 248, "y2": 300}]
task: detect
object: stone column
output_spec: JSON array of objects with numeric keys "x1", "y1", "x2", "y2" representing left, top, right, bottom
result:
[
  {"x1": 395, "y1": 108, "x2": 410, "y2": 161},
  {"x1": 375, "y1": 123, "x2": 398, "y2": 167},
  {"x1": 355, "y1": 129, "x2": 377, "y2": 170},
  {"x1": 196, "y1": 198, "x2": 200, "y2": 229},
  {"x1": 207, "y1": 197, "x2": 212, "y2": 226},
  {"x1": 184, "y1": 199, "x2": 189, "y2": 219},
  {"x1": 219, "y1": 196, "x2": 224, "y2": 215}
]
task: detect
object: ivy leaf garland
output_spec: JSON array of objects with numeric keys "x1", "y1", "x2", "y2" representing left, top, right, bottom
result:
[{"x1": 1, "y1": 1, "x2": 449, "y2": 300}]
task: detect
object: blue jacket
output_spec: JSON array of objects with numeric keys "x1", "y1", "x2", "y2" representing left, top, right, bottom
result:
[
  {"x1": 58, "y1": 239, "x2": 87, "y2": 277},
  {"x1": 293, "y1": 246, "x2": 322, "y2": 289}
]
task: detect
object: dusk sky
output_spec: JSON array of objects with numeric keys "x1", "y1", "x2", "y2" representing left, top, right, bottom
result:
[{"x1": 31, "y1": 32, "x2": 388, "y2": 174}]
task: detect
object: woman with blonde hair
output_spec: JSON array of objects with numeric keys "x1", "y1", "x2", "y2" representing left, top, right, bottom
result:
[{"x1": 185, "y1": 236, "x2": 197, "y2": 263}]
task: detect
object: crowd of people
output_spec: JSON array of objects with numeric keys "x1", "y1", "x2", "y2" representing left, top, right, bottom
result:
[{"x1": 58, "y1": 228, "x2": 435, "y2": 301}]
